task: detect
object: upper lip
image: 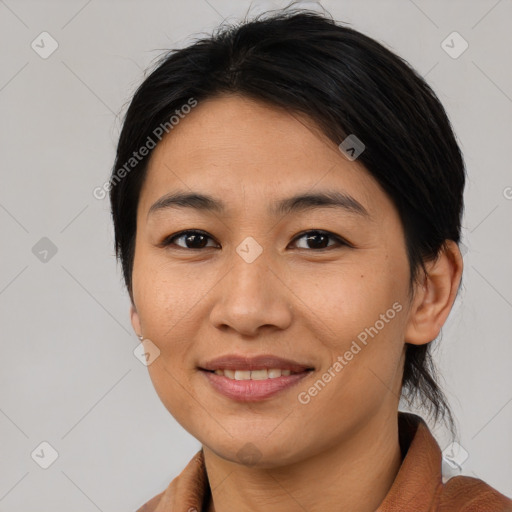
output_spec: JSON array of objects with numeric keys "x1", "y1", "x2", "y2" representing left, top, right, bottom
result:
[{"x1": 199, "y1": 354, "x2": 314, "y2": 373}]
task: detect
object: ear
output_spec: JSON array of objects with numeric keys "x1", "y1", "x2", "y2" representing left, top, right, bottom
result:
[
  {"x1": 130, "y1": 303, "x2": 142, "y2": 338},
  {"x1": 404, "y1": 240, "x2": 463, "y2": 345}
]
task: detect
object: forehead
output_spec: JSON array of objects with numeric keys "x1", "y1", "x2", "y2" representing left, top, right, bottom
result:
[{"x1": 139, "y1": 94, "x2": 387, "y2": 218}]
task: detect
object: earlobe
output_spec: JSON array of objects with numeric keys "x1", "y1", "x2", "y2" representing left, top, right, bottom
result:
[
  {"x1": 404, "y1": 240, "x2": 463, "y2": 346},
  {"x1": 130, "y1": 303, "x2": 142, "y2": 337}
]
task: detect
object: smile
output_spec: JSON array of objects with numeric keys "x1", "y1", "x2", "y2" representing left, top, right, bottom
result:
[{"x1": 200, "y1": 368, "x2": 313, "y2": 401}]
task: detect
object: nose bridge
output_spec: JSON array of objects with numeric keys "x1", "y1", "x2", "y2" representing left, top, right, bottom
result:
[
  {"x1": 228, "y1": 240, "x2": 275, "y2": 306},
  {"x1": 209, "y1": 239, "x2": 292, "y2": 334}
]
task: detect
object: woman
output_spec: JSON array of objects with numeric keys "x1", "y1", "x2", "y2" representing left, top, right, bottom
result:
[{"x1": 109, "y1": 7, "x2": 512, "y2": 512}]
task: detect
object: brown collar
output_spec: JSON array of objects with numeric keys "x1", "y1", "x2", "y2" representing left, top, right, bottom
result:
[{"x1": 376, "y1": 412, "x2": 441, "y2": 511}]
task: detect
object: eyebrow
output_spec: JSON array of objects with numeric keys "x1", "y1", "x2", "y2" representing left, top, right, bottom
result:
[{"x1": 147, "y1": 189, "x2": 371, "y2": 220}]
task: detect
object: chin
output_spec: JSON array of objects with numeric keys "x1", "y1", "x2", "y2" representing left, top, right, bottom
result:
[{"x1": 204, "y1": 435, "x2": 310, "y2": 468}]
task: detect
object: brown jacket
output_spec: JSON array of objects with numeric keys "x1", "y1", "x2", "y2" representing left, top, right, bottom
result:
[{"x1": 136, "y1": 412, "x2": 512, "y2": 511}]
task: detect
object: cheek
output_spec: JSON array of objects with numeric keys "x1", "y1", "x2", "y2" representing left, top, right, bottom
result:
[
  {"x1": 295, "y1": 254, "x2": 407, "y2": 344},
  {"x1": 137, "y1": 272, "x2": 201, "y2": 418},
  {"x1": 133, "y1": 254, "x2": 202, "y2": 334},
  {"x1": 291, "y1": 254, "x2": 407, "y2": 406},
  {"x1": 294, "y1": 297, "x2": 406, "y2": 439}
]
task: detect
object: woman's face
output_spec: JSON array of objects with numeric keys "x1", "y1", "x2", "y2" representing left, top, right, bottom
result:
[{"x1": 130, "y1": 94, "x2": 415, "y2": 466}]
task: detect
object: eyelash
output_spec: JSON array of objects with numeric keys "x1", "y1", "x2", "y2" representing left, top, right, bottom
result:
[{"x1": 160, "y1": 229, "x2": 352, "y2": 251}]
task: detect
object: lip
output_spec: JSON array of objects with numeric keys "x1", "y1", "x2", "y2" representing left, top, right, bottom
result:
[
  {"x1": 199, "y1": 354, "x2": 314, "y2": 373},
  {"x1": 200, "y1": 369, "x2": 312, "y2": 402}
]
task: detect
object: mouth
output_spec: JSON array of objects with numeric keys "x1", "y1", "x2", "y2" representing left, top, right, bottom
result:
[
  {"x1": 200, "y1": 368, "x2": 312, "y2": 380},
  {"x1": 199, "y1": 354, "x2": 315, "y2": 374},
  {"x1": 198, "y1": 354, "x2": 315, "y2": 402}
]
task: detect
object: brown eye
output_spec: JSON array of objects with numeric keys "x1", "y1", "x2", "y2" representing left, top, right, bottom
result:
[
  {"x1": 290, "y1": 230, "x2": 349, "y2": 250},
  {"x1": 163, "y1": 230, "x2": 218, "y2": 249}
]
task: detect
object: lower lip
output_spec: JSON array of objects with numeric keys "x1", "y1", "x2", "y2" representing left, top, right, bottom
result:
[{"x1": 200, "y1": 370, "x2": 312, "y2": 402}]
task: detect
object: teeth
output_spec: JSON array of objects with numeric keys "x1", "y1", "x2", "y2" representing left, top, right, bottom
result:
[
  {"x1": 212, "y1": 368, "x2": 294, "y2": 380},
  {"x1": 248, "y1": 369, "x2": 268, "y2": 380}
]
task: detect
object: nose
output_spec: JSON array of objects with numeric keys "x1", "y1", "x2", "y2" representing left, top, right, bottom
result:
[{"x1": 209, "y1": 252, "x2": 293, "y2": 337}]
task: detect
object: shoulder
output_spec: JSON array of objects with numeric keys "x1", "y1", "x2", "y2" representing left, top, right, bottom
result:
[
  {"x1": 135, "y1": 490, "x2": 165, "y2": 512},
  {"x1": 438, "y1": 475, "x2": 512, "y2": 511}
]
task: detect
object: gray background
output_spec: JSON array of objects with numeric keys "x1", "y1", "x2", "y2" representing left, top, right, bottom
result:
[{"x1": 0, "y1": 0, "x2": 511, "y2": 510}]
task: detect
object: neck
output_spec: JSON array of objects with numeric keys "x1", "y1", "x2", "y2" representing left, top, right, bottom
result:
[{"x1": 203, "y1": 408, "x2": 402, "y2": 512}]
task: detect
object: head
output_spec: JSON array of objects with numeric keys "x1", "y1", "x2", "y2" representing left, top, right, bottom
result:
[{"x1": 110, "y1": 8, "x2": 464, "y2": 464}]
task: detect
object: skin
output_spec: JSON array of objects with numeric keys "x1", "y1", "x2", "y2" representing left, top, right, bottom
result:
[{"x1": 130, "y1": 94, "x2": 463, "y2": 512}]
